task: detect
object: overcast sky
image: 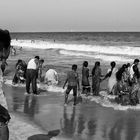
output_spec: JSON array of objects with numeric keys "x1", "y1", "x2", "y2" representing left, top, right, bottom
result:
[{"x1": 0, "y1": 0, "x2": 140, "y2": 32}]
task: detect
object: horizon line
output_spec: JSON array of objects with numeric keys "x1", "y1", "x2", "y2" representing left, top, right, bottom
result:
[{"x1": 10, "y1": 31, "x2": 140, "y2": 33}]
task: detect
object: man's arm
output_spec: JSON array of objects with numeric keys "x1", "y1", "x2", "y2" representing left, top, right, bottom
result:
[
  {"x1": 77, "y1": 74, "x2": 80, "y2": 90},
  {"x1": 63, "y1": 78, "x2": 68, "y2": 89}
]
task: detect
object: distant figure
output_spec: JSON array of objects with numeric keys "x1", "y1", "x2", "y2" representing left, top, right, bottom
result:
[
  {"x1": 26, "y1": 56, "x2": 40, "y2": 95},
  {"x1": 91, "y1": 61, "x2": 102, "y2": 96},
  {"x1": 102, "y1": 61, "x2": 118, "y2": 94},
  {"x1": 81, "y1": 61, "x2": 90, "y2": 95},
  {"x1": 10, "y1": 45, "x2": 16, "y2": 56},
  {"x1": 63, "y1": 64, "x2": 80, "y2": 106},
  {"x1": 44, "y1": 69, "x2": 58, "y2": 85},
  {"x1": 12, "y1": 59, "x2": 27, "y2": 84},
  {"x1": 19, "y1": 47, "x2": 22, "y2": 51}
]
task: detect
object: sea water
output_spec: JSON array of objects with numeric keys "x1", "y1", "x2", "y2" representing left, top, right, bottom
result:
[
  {"x1": 5, "y1": 32, "x2": 140, "y2": 140},
  {"x1": 11, "y1": 32, "x2": 140, "y2": 63}
]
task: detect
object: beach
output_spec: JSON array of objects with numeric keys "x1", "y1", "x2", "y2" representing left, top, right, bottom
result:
[
  {"x1": 3, "y1": 45, "x2": 109, "y2": 140},
  {"x1": 2, "y1": 32, "x2": 140, "y2": 140}
]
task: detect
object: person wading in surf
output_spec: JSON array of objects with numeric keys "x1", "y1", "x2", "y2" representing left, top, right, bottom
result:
[
  {"x1": 26, "y1": 56, "x2": 40, "y2": 95},
  {"x1": 63, "y1": 64, "x2": 80, "y2": 106}
]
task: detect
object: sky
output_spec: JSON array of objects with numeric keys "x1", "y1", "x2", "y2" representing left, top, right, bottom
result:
[{"x1": 0, "y1": 0, "x2": 140, "y2": 32}]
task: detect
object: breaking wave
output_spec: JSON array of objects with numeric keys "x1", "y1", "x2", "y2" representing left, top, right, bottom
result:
[
  {"x1": 11, "y1": 39, "x2": 140, "y2": 56},
  {"x1": 59, "y1": 50, "x2": 133, "y2": 63}
]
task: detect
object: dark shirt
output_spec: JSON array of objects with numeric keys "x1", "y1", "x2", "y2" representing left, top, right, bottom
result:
[{"x1": 82, "y1": 67, "x2": 90, "y2": 86}]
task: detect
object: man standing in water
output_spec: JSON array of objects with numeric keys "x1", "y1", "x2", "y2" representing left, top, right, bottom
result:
[
  {"x1": 63, "y1": 64, "x2": 80, "y2": 106},
  {"x1": 26, "y1": 56, "x2": 40, "y2": 95}
]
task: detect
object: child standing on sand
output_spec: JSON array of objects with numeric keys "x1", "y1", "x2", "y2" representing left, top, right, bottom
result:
[{"x1": 63, "y1": 64, "x2": 80, "y2": 106}]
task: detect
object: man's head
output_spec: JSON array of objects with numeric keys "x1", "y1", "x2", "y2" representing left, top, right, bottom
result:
[
  {"x1": 34, "y1": 56, "x2": 40, "y2": 60},
  {"x1": 110, "y1": 61, "x2": 116, "y2": 68},
  {"x1": 83, "y1": 61, "x2": 88, "y2": 67},
  {"x1": 72, "y1": 64, "x2": 77, "y2": 71},
  {"x1": 40, "y1": 59, "x2": 44, "y2": 64},
  {"x1": 134, "y1": 59, "x2": 139, "y2": 65},
  {"x1": 34, "y1": 56, "x2": 40, "y2": 64}
]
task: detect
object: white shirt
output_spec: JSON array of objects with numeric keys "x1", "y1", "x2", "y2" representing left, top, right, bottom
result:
[
  {"x1": 45, "y1": 69, "x2": 58, "y2": 85},
  {"x1": 130, "y1": 64, "x2": 134, "y2": 79},
  {"x1": 27, "y1": 58, "x2": 37, "y2": 69}
]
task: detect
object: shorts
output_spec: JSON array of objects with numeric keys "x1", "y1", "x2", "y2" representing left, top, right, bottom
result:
[
  {"x1": 66, "y1": 85, "x2": 77, "y2": 96},
  {"x1": 82, "y1": 86, "x2": 91, "y2": 93}
]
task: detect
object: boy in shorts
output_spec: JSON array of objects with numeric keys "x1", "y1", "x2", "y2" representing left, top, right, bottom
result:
[{"x1": 63, "y1": 64, "x2": 80, "y2": 106}]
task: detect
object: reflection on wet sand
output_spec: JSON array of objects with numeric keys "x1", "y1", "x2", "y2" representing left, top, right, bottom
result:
[
  {"x1": 59, "y1": 104, "x2": 140, "y2": 140},
  {"x1": 77, "y1": 114, "x2": 85, "y2": 135},
  {"x1": 24, "y1": 96, "x2": 39, "y2": 117},
  {"x1": 3, "y1": 84, "x2": 140, "y2": 140},
  {"x1": 60, "y1": 107, "x2": 76, "y2": 137},
  {"x1": 108, "y1": 118, "x2": 124, "y2": 140},
  {"x1": 125, "y1": 116, "x2": 137, "y2": 140}
]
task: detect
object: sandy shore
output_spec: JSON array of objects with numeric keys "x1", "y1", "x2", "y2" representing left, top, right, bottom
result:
[
  {"x1": 8, "y1": 113, "x2": 46, "y2": 140},
  {"x1": 0, "y1": 78, "x2": 46, "y2": 140}
]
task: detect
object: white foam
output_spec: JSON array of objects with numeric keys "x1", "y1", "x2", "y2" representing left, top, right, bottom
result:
[
  {"x1": 59, "y1": 50, "x2": 133, "y2": 63},
  {"x1": 4, "y1": 80, "x2": 26, "y2": 87},
  {"x1": 82, "y1": 91, "x2": 140, "y2": 111},
  {"x1": 5, "y1": 80, "x2": 66, "y2": 93},
  {"x1": 11, "y1": 39, "x2": 140, "y2": 56}
]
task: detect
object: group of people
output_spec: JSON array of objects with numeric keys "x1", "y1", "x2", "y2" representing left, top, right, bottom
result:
[
  {"x1": 12, "y1": 56, "x2": 59, "y2": 95},
  {"x1": 63, "y1": 59, "x2": 140, "y2": 106}
]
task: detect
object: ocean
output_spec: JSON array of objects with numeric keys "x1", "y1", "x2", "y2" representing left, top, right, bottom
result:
[{"x1": 11, "y1": 32, "x2": 140, "y2": 63}]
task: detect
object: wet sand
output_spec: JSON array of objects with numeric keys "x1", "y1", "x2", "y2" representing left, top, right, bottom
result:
[{"x1": 3, "y1": 83, "x2": 140, "y2": 140}]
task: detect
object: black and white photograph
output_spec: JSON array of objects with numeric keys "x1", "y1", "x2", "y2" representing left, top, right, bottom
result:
[{"x1": 0, "y1": 0, "x2": 140, "y2": 139}]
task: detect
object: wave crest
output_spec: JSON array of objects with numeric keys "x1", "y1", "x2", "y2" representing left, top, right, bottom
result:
[{"x1": 11, "y1": 39, "x2": 140, "y2": 56}]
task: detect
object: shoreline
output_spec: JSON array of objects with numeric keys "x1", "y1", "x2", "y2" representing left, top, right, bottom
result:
[
  {"x1": 8, "y1": 112, "x2": 46, "y2": 140},
  {"x1": 0, "y1": 78, "x2": 46, "y2": 140}
]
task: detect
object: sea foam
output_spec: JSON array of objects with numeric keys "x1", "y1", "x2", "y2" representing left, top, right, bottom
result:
[
  {"x1": 11, "y1": 39, "x2": 140, "y2": 56},
  {"x1": 81, "y1": 91, "x2": 140, "y2": 111},
  {"x1": 59, "y1": 50, "x2": 133, "y2": 62}
]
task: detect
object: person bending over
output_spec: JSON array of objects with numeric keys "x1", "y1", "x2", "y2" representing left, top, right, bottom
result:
[
  {"x1": 26, "y1": 56, "x2": 40, "y2": 95},
  {"x1": 44, "y1": 69, "x2": 58, "y2": 86}
]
